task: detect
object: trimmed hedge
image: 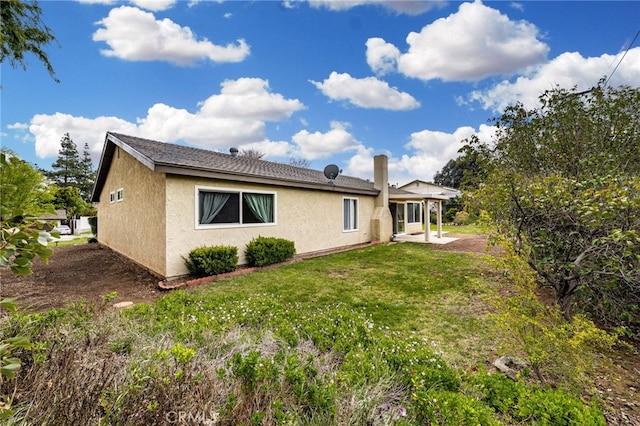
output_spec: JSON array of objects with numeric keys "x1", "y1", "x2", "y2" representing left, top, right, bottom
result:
[
  {"x1": 245, "y1": 236, "x2": 296, "y2": 267},
  {"x1": 88, "y1": 216, "x2": 98, "y2": 235},
  {"x1": 183, "y1": 245, "x2": 238, "y2": 277}
]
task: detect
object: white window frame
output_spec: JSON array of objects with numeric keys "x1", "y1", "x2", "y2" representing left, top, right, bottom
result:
[
  {"x1": 407, "y1": 202, "x2": 421, "y2": 224},
  {"x1": 116, "y1": 188, "x2": 124, "y2": 202},
  {"x1": 343, "y1": 197, "x2": 359, "y2": 232},
  {"x1": 109, "y1": 191, "x2": 115, "y2": 203},
  {"x1": 195, "y1": 185, "x2": 277, "y2": 229}
]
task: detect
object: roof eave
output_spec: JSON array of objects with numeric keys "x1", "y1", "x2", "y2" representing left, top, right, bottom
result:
[{"x1": 155, "y1": 164, "x2": 379, "y2": 195}]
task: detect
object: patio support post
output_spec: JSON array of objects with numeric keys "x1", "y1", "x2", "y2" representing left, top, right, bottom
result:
[
  {"x1": 424, "y1": 199, "x2": 430, "y2": 242},
  {"x1": 437, "y1": 200, "x2": 443, "y2": 238}
]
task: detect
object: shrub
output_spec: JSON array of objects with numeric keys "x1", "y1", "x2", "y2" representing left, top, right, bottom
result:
[
  {"x1": 444, "y1": 208, "x2": 458, "y2": 223},
  {"x1": 515, "y1": 387, "x2": 605, "y2": 425},
  {"x1": 412, "y1": 389, "x2": 500, "y2": 425},
  {"x1": 183, "y1": 245, "x2": 237, "y2": 277},
  {"x1": 245, "y1": 236, "x2": 295, "y2": 267},
  {"x1": 88, "y1": 216, "x2": 98, "y2": 235},
  {"x1": 453, "y1": 211, "x2": 470, "y2": 225}
]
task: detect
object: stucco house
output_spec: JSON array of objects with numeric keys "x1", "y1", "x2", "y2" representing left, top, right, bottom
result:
[{"x1": 91, "y1": 132, "x2": 397, "y2": 279}]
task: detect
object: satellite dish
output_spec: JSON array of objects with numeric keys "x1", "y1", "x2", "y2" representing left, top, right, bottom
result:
[{"x1": 323, "y1": 164, "x2": 340, "y2": 181}]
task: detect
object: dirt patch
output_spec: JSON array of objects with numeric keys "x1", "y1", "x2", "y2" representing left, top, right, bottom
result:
[
  {"x1": 428, "y1": 233, "x2": 501, "y2": 255},
  {"x1": 0, "y1": 243, "x2": 161, "y2": 312}
]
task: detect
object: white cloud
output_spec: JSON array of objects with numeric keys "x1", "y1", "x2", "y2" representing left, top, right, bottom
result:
[
  {"x1": 353, "y1": 124, "x2": 496, "y2": 184},
  {"x1": 20, "y1": 78, "x2": 305, "y2": 164},
  {"x1": 28, "y1": 113, "x2": 137, "y2": 160},
  {"x1": 93, "y1": 6, "x2": 250, "y2": 65},
  {"x1": 466, "y1": 48, "x2": 640, "y2": 112},
  {"x1": 130, "y1": 0, "x2": 177, "y2": 11},
  {"x1": 76, "y1": 0, "x2": 117, "y2": 4},
  {"x1": 366, "y1": 0, "x2": 549, "y2": 82},
  {"x1": 77, "y1": 0, "x2": 177, "y2": 11},
  {"x1": 310, "y1": 72, "x2": 420, "y2": 110},
  {"x1": 307, "y1": 0, "x2": 443, "y2": 15},
  {"x1": 7, "y1": 123, "x2": 28, "y2": 130},
  {"x1": 240, "y1": 140, "x2": 293, "y2": 158},
  {"x1": 199, "y1": 78, "x2": 305, "y2": 120},
  {"x1": 343, "y1": 145, "x2": 376, "y2": 177},
  {"x1": 366, "y1": 38, "x2": 400, "y2": 76},
  {"x1": 291, "y1": 121, "x2": 364, "y2": 160}
]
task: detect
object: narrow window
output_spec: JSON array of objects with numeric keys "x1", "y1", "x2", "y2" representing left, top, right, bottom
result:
[
  {"x1": 109, "y1": 192, "x2": 115, "y2": 203},
  {"x1": 343, "y1": 198, "x2": 358, "y2": 231},
  {"x1": 116, "y1": 188, "x2": 124, "y2": 202}
]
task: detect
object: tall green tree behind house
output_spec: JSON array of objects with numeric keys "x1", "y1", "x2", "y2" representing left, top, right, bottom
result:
[
  {"x1": 79, "y1": 142, "x2": 96, "y2": 201},
  {"x1": 0, "y1": 0, "x2": 58, "y2": 82},
  {"x1": 433, "y1": 141, "x2": 486, "y2": 190},
  {"x1": 45, "y1": 133, "x2": 95, "y2": 202},
  {"x1": 468, "y1": 84, "x2": 640, "y2": 329}
]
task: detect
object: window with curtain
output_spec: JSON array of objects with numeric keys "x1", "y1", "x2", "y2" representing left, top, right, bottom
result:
[
  {"x1": 197, "y1": 187, "x2": 275, "y2": 227},
  {"x1": 343, "y1": 197, "x2": 358, "y2": 231}
]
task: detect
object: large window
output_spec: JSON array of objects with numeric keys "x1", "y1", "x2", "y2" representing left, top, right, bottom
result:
[
  {"x1": 407, "y1": 202, "x2": 421, "y2": 224},
  {"x1": 196, "y1": 187, "x2": 275, "y2": 228},
  {"x1": 343, "y1": 197, "x2": 358, "y2": 231}
]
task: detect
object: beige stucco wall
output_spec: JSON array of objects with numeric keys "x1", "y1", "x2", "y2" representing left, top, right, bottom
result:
[
  {"x1": 97, "y1": 148, "x2": 167, "y2": 277},
  {"x1": 164, "y1": 176, "x2": 376, "y2": 278}
]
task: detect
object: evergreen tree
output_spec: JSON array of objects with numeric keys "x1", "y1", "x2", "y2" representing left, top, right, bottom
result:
[
  {"x1": 45, "y1": 133, "x2": 95, "y2": 201},
  {"x1": 79, "y1": 142, "x2": 96, "y2": 201}
]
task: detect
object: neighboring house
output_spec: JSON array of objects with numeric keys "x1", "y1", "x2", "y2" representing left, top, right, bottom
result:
[
  {"x1": 91, "y1": 132, "x2": 394, "y2": 279},
  {"x1": 40, "y1": 209, "x2": 67, "y2": 230},
  {"x1": 398, "y1": 180, "x2": 461, "y2": 200},
  {"x1": 71, "y1": 216, "x2": 93, "y2": 234}
]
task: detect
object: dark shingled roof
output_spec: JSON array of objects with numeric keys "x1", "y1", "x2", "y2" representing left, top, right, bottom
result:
[{"x1": 91, "y1": 132, "x2": 378, "y2": 202}]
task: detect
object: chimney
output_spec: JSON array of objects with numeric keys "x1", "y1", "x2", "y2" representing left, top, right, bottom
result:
[
  {"x1": 371, "y1": 155, "x2": 393, "y2": 242},
  {"x1": 230, "y1": 147, "x2": 239, "y2": 157},
  {"x1": 373, "y1": 154, "x2": 389, "y2": 207}
]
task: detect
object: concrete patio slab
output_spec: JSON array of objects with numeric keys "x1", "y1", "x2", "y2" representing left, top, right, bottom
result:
[{"x1": 392, "y1": 232, "x2": 459, "y2": 245}]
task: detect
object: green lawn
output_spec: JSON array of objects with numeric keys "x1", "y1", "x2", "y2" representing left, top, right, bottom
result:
[
  {"x1": 188, "y1": 243, "x2": 497, "y2": 367},
  {"x1": 2, "y1": 243, "x2": 607, "y2": 425},
  {"x1": 441, "y1": 222, "x2": 485, "y2": 234}
]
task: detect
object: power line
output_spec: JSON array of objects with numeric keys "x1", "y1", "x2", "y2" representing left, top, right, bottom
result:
[{"x1": 603, "y1": 28, "x2": 640, "y2": 88}]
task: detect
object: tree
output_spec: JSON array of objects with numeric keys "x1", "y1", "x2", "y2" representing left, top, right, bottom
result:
[
  {"x1": 433, "y1": 142, "x2": 486, "y2": 190},
  {"x1": 79, "y1": 142, "x2": 96, "y2": 201},
  {"x1": 239, "y1": 148, "x2": 265, "y2": 159},
  {"x1": 0, "y1": 0, "x2": 58, "y2": 82},
  {"x1": 0, "y1": 151, "x2": 56, "y2": 275},
  {"x1": 52, "y1": 186, "x2": 89, "y2": 223},
  {"x1": 0, "y1": 149, "x2": 53, "y2": 215},
  {"x1": 45, "y1": 133, "x2": 95, "y2": 202},
  {"x1": 468, "y1": 84, "x2": 640, "y2": 328},
  {"x1": 288, "y1": 157, "x2": 311, "y2": 168}
]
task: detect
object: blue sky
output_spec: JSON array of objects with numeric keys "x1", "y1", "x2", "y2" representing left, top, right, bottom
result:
[{"x1": 2, "y1": 0, "x2": 639, "y2": 185}]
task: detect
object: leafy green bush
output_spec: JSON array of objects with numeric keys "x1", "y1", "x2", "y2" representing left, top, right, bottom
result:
[
  {"x1": 444, "y1": 208, "x2": 458, "y2": 223},
  {"x1": 412, "y1": 389, "x2": 500, "y2": 425},
  {"x1": 183, "y1": 245, "x2": 237, "y2": 277},
  {"x1": 88, "y1": 216, "x2": 97, "y2": 235},
  {"x1": 515, "y1": 387, "x2": 605, "y2": 425},
  {"x1": 453, "y1": 211, "x2": 471, "y2": 225},
  {"x1": 245, "y1": 236, "x2": 295, "y2": 267}
]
